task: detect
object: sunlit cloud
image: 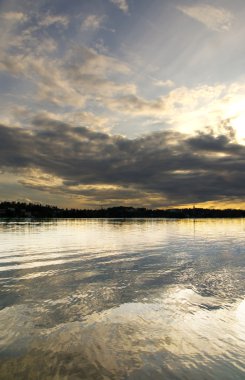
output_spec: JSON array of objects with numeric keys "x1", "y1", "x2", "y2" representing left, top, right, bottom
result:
[
  {"x1": 177, "y1": 4, "x2": 234, "y2": 32},
  {"x1": 109, "y1": 0, "x2": 129, "y2": 14},
  {"x1": 81, "y1": 14, "x2": 105, "y2": 31},
  {"x1": 154, "y1": 79, "x2": 175, "y2": 88},
  {"x1": 19, "y1": 169, "x2": 63, "y2": 190},
  {"x1": 0, "y1": 11, "x2": 27, "y2": 23},
  {"x1": 39, "y1": 14, "x2": 69, "y2": 28},
  {"x1": 105, "y1": 82, "x2": 245, "y2": 143}
]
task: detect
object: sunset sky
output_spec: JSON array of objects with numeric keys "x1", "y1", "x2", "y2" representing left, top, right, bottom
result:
[{"x1": 0, "y1": 0, "x2": 244, "y2": 209}]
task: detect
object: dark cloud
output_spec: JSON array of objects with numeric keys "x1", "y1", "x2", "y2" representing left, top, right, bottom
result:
[{"x1": 0, "y1": 120, "x2": 244, "y2": 207}]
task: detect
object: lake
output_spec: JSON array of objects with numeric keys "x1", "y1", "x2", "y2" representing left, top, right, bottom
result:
[{"x1": 0, "y1": 218, "x2": 244, "y2": 380}]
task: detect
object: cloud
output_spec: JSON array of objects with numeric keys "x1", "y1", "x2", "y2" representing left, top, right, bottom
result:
[
  {"x1": 1, "y1": 20, "x2": 244, "y2": 142},
  {"x1": 109, "y1": 0, "x2": 129, "y2": 14},
  {"x1": 0, "y1": 119, "x2": 244, "y2": 207},
  {"x1": 105, "y1": 84, "x2": 226, "y2": 118},
  {"x1": 81, "y1": 14, "x2": 105, "y2": 31},
  {"x1": 0, "y1": 37, "x2": 134, "y2": 110},
  {"x1": 154, "y1": 80, "x2": 175, "y2": 88},
  {"x1": 0, "y1": 3, "x2": 131, "y2": 111},
  {"x1": 67, "y1": 45, "x2": 130, "y2": 76},
  {"x1": 177, "y1": 4, "x2": 233, "y2": 31},
  {"x1": 104, "y1": 82, "x2": 245, "y2": 143},
  {"x1": 106, "y1": 94, "x2": 166, "y2": 116},
  {"x1": 0, "y1": 11, "x2": 27, "y2": 23},
  {"x1": 39, "y1": 14, "x2": 69, "y2": 28}
]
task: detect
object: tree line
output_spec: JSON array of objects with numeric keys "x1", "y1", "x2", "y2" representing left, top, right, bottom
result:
[{"x1": 0, "y1": 201, "x2": 244, "y2": 218}]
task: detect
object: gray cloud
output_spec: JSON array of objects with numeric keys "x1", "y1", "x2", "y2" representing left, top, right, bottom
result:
[{"x1": 0, "y1": 119, "x2": 244, "y2": 207}]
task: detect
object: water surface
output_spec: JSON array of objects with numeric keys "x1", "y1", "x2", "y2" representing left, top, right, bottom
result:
[{"x1": 0, "y1": 218, "x2": 244, "y2": 379}]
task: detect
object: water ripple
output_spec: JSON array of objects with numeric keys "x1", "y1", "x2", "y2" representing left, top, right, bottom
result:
[{"x1": 0, "y1": 219, "x2": 244, "y2": 379}]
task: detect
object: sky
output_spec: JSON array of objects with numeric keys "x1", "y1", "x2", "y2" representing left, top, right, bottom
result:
[{"x1": 0, "y1": 0, "x2": 244, "y2": 209}]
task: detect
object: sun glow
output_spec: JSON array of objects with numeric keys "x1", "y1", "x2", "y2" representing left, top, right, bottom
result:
[
  {"x1": 232, "y1": 114, "x2": 245, "y2": 143},
  {"x1": 224, "y1": 98, "x2": 245, "y2": 144}
]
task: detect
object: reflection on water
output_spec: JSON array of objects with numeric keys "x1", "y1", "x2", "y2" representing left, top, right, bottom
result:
[{"x1": 0, "y1": 218, "x2": 244, "y2": 379}]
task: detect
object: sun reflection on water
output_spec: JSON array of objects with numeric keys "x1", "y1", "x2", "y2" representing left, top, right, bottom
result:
[{"x1": 0, "y1": 219, "x2": 244, "y2": 379}]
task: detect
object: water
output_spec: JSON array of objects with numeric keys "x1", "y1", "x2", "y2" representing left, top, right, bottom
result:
[{"x1": 0, "y1": 218, "x2": 244, "y2": 380}]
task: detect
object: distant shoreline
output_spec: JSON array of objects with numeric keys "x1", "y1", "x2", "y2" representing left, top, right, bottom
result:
[{"x1": 0, "y1": 202, "x2": 244, "y2": 219}]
